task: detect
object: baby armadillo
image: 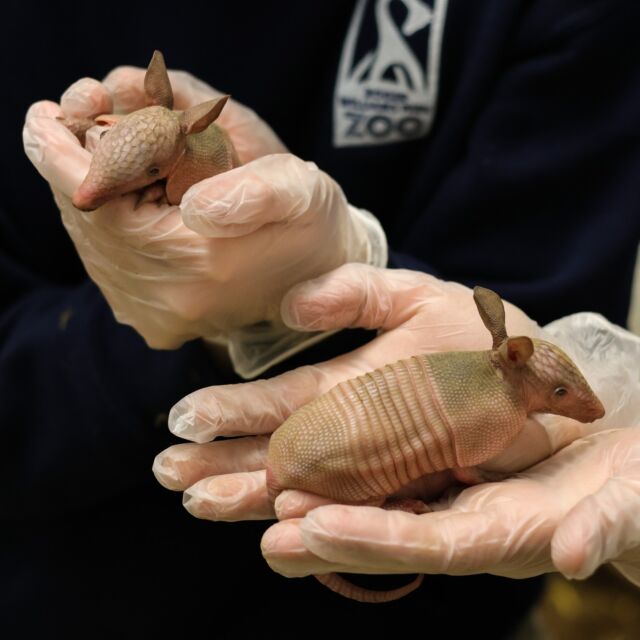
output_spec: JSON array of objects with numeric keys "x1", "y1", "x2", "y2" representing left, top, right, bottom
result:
[
  {"x1": 63, "y1": 50, "x2": 238, "y2": 211},
  {"x1": 266, "y1": 286, "x2": 605, "y2": 603}
]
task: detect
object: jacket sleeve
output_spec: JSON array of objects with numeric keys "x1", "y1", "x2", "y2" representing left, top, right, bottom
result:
[
  {"x1": 395, "y1": 0, "x2": 640, "y2": 327},
  {"x1": 0, "y1": 215, "x2": 226, "y2": 519}
]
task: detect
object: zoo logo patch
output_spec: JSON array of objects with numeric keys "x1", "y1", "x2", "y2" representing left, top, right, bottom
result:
[{"x1": 334, "y1": 0, "x2": 449, "y2": 147}]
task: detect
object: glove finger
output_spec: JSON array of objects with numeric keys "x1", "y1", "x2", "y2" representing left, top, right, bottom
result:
[
  {"x1": 168, "y1": 366, "x2": 330, "y2": 442},
  {"x1": 274, "y1": 490, "x2": 337, "y2": 520},
  {"x1": 263, "y1": 508, "x2": 430, "y2": 577},
  {"x1": 23, "y1": 101, "x2": 90, "y2": 196},
  {"x1": 261, "y1": 519, "x2": 350, "y2": 578},
  {"x1": 102, "y1": 66, "x2": 147, "y2": 113},
  {"x1": 180, "y1": 154, "x2": 326, "y2": 237},
  {"x1": 60, "y1": 77, "x2": 113, "y2": 119},
  {"x1": 103, "y1": 65, "x2": 221, "y2": 113},
  {"x1": 296, "y1": 503, "x2": 542, "y2": 576},
  {"x1": 281, "y1": 263, "x2": 540, "y2": 346},
  {"x1": 552, "y1": 474, "x2": 640, "y2": 580},
  {"x1": 182, "y1": 469, "x2": 274, "y2": 521},
  {"x1": 281, "y1": 264, "x2": 447, "y2": 332},
  {"x1": 220, "y1": 103, "x2": 288, "y2": 162},
  {"x1": 152, "y1": 435, "x2": 269, "y2": 490},
  {"x1": 166, "y1": 68, "x2": 287, "y2": 159},
  {"x1": 174, "y1": 88, "x2": 287, "y2": 161}
]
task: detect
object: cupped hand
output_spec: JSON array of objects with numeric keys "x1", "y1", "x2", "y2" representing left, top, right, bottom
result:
[{"x1": 23, "y1": 67, "x2": 381, "y2": 375}]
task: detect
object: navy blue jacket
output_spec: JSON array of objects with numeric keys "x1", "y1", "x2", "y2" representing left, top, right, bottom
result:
[{"x1": 2, "y1": 1, "x2": 639, "y2": 637}]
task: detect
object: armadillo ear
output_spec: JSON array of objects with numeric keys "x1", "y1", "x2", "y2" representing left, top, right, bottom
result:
[
  {"x1": 473, "y1": 286, "x2": 508, "y2": 349},
  {"x1": 499, "y1": 336, "x2": 534, "y2": 368},
  {"x1": 144, "y1": 50, "x2": 174, "y2": 110},
  {"x1": 179, "y1": 96, "x2": 229, "y2": 135},
  {"x1": 94, "y1": 114, "x2": 125, "y2": 127}
]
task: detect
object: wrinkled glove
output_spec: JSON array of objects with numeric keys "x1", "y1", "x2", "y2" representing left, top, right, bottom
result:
[
  {"x1": 23, "y1": 66, "x2": 386, "y2": 378},
  {"x1": 153, "y1": 264, "x2": 588, "y2": 520},
  {"x1": 261, "y1": 427, "x2": 640, "y2": 588}
]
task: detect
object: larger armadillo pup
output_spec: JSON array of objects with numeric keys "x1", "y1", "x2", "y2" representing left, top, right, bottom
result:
[{"x1": 266, "y1": 286, "x2": 605, "y2": 603}]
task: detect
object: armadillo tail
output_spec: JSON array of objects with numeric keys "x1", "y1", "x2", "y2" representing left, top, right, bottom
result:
[{"x1": 314, "y1": 572, "x2": 423, "y2": 603}]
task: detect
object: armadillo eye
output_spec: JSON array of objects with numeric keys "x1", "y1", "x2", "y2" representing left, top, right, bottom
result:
[
  {"x1": 148, "y1": 166, "x2": 160, "y2": 177},
  {"x1": 100, "y1": 130, "x2": 108, "y2": 139},
  {"x1": 554, "y1": 386, "x2": 568, "y2": 397}
]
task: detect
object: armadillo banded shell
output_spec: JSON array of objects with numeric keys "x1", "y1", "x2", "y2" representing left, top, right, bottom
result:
[{"x1": 267, "y1": 351, "x2": 526, "y2": 503}]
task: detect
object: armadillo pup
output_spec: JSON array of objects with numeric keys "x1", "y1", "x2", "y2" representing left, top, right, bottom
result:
[
  {"x1": 62, "y1": 50, "x2": 238, "y2": 211},
  {"x1": 267, "y1": 286, "x2": 605, "y2": 603}
]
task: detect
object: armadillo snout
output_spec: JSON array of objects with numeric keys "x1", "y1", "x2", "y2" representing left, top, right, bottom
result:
[
  {"x1": 570, "y1": 396, "x2": 605, "y2": 423},
  {"x1": 71, "y1": 181, "x2": 110, "y2": 212}
]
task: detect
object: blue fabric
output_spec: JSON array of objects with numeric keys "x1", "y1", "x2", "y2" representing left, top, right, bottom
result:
[{"x1": 1, "y1": 1, "x2": 639, "y2": 637}]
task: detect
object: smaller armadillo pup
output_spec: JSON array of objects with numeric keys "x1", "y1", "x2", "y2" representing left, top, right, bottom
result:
[
  {"x1": 64, "y1": 50, "x2": 238, "y2": 212},
  {"x1": 266, "y1": 286, "x2": 605, "y2": 603}
]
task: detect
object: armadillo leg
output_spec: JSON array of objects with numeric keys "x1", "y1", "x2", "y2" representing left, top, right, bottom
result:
[
  {"x1": 453, "y1": 466, "x2": 510, "y2": 485},
  {"x1": 381, "y1": 497, "x2": 431, "y2": 514},
  {"x1": 134, "y1": 183, "x2": 168, "y2": 210},
  {"x1": 314, "y1": 573, "x2": 423, "y2": 603},
  {"x1": 57, "y1": 115, "x2": 98, "y2": 146}
]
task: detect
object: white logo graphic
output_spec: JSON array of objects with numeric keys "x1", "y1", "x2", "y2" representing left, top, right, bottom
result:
[{"x1": 334, "y1": 0, "x2": 449, "y2": 147}]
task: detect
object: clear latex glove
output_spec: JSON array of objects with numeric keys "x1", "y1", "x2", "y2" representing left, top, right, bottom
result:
[
  {"x1": 23, "y1": 68, "x2": 386, "y2": 379},
  {"x1": 153, "y1": 264, "x2": 555, "y2": 520},
  {"x1": 261, "y1": 427, "x2": 640, "y2": 588}
]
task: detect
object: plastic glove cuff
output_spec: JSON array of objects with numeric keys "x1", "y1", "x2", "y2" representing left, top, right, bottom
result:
[
  {"x1": 225, "y1": 207, "x2": 387, "y2": 379},
  {"x1": 225, "y1": 323, "x2": 339, "y2": 379},
  {"x1": 348, "y1": 205, "x2": 388, "y2": 269}
]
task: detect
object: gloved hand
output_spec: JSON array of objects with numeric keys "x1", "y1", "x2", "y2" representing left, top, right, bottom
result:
[
  {"x1": 153, "y1": 264, "x2": 584, "y2": 520},
  {"x1": 23, "y1": 66, "x2": 386, "y2": 378},
  {"x1": 261, "y1": 427, "x2": 640, "y2": 588},
  {"x1": 153, "y1": 264, "x2": 639, "y2": 584}
]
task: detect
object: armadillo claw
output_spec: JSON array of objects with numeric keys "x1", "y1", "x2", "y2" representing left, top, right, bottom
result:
[{"x1": 134, "y1": 183, "x2": 168, "y2": 210}]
